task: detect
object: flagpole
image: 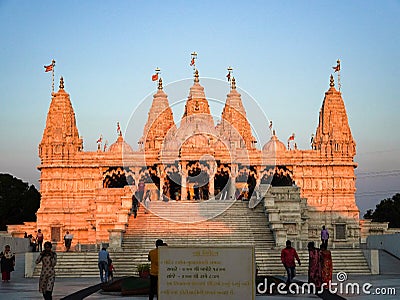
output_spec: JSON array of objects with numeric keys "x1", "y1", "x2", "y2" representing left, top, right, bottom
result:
[
  {"x1": 191, "y1": 51, "x2": 197, "y2": 71},
  {"x1": 336, "y1": 59, "x2": 341, "y2": 91},
  {"x1": 51, "y1": 59, "x2": 56, "y2": 94},
  {"x1": 227, "y1": 66, "x2": 232, "y2": 83}
]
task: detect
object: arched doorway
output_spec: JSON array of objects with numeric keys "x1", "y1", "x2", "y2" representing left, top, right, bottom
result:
[
  {"x1": 187, "y1": 161, "x2": 210, "y2": 200},
  {"x1": 214, "y1": 163, "x2": 230, "y2": 199},
  {"x1": 236, "y1": 165, "x2": 257, "y2": 200},
  {"x1": 271, "y1": 166, "x2": 294, "y2": 186}
]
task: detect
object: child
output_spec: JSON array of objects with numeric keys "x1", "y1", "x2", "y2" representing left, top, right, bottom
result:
[{"x1": 108, "y1": 258, "x2": 115, "y2": 281}]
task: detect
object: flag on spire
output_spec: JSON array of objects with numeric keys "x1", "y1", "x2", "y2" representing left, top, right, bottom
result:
[
  {"x1": 332, "y1": 60, "x2": 341, "y2": 72},
  {"x1": 288, "y1": 133, "x2": 295, "y2": 142},
  {"x1": 103, "y1": 140, "x2": 108, "y2": 152},
  {"x1": 117, "y1": 122, "x2": 121, "y2": 134},
  {"x1": 226, "y1": 66, "x2": 233, "y2": 82},
  {"x1": 269, "y1": 121, "x2": 273, "y2": 130},
  {"x1": 44, "y1": 64, "x2": 53, "y2": 72},
  {"x1": 190, "y1": 52, "x2": 197, "y2": 68},
  {"x1": 44, "y1": 60, "x2": 55, "y2": 72},
  {"x1": 96, "y1": 135, "x2": 103, "y2": 144},
  {"x1": 152, "y1": 73, "x2": 159, "y2": 81}
]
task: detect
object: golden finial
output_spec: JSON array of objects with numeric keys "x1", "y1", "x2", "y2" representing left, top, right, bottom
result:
[
  {"x1": 59, "y1": 76, "x2": 64, "y2": 89},
  {"x1": 194, "y1": 69, "x2": 199, "y2": 83},
  {"x1": 231, "y1": 77, "x2": 236, "y2": 89},
  {"x1": 330, "y1": 74, "x2": 334, "y2": 87},
  {"x1": 158, "y1": 77, "x2": 163, "y2": 90}
]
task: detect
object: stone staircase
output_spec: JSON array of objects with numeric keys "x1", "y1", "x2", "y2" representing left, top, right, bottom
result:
[{"x1": 31, "y1": 199, "x2": 371, "y2": 277}]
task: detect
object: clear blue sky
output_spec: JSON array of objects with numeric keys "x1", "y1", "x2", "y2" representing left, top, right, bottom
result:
[{"x1": 0, "y1": 0, "x2": 399, "y2": 215}]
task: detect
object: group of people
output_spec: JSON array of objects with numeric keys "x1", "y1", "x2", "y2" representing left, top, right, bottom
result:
[
  {"x1": 280, "y1": 225, "x2": 333, "y2": 291},
  {"x1": 24, "y1": 229, "x2": 44, "y2": 252},
  {"x1": 97, "y1": 238, "x2": 165, "y2": 300}
]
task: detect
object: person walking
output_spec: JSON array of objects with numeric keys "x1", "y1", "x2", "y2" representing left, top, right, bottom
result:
[
  {"x1": 98, "y1": 247, "x2": 109, "y2": 283},
  {"x1": 321, "y1": 226, "x2": 329, "y2": 248},
  {"x1": 281, "y1": 240, "x2": 301, "y2": 284},
  {"x1": 131, "y1": 193, "x2": 140, "y2": 218},
  {"x1": 148, "y1": 239, "x2": 164, "y2": 300},
  {"x1": 0, "y1": 245, "x2": 15, "y2": 282},
  {"x1": 36, "y1": 229, "x2": 44, "y2": 252},
  {"x1": 35, "y1": 241, "x2": 57, "y2": 300},
  {"x1": 307, "y1": 241, "x2": 322, "y2": 288},
  {"x1": 144, "y1": 190, "x2": 151, "y2": 214},
  {"x1": 64, "y1": 231, "x2": 73, "y2": 252},
  {"x1": 193, "y1": 182, "x2": 200, "y2": 200},
  {"x1": 138, "y1": 180, "x2": 145, "y2": 202}
]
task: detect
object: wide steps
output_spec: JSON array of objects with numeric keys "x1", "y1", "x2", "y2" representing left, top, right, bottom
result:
[{"x1": 31, "y1": 200, "x2": 371, "y2": 277}]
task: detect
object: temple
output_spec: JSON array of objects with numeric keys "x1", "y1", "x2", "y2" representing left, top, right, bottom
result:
[{"x1": 9, "y1": 67, "x2": 362, "y2": 249}]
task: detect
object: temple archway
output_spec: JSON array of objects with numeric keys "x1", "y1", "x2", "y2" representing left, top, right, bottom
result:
[
  {"x1": 214, "y1": 163, "x2": 230, "y2": 198},
  {"x1": 236, "y1": 165, "x2": 257, "y2": 200},
  {"x1": 166, "y1": 171, "x2": 181, "y2": 200},
  {"x1": 187, "y1": 161, "x2": 210, "y2": 200},
  {"x1": 271, "y1": 166, "x2": 294, "y2": 186},
  {"x1": 103, "y1": 167, "x2": 134, "y2": 188}
]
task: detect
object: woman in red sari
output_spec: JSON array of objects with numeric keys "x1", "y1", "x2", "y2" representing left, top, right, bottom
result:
[
  {"x1": 307, "y1": 241, "x2": 322, "y2": 289},
  {"x1": 320, "y1": 243, "x2": 333, "y2": 287}
]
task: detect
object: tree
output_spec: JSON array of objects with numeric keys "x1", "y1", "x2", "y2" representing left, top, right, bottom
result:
[
  {"x1": 0, "y1": 173, "x2": 40, "y2": 231},
  {"x1": 363, "y1": 193, "x2": 400, "y2": 228}
]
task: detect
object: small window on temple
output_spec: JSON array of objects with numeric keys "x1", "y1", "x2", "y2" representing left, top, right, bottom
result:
[
  {"x1": 51, "y1": 227, "x2": 61, "y2": 242},
  {"x1": 335, "y1": 224, "x2": 346, "y2": 240}
]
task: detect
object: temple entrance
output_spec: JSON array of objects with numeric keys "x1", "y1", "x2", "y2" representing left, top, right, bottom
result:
[
  {"x1": 166, "y1": 172, "x2": 181, "y2": 200},
  {"x1": 214, "y1": 164, "x2": 230, "y2": 199},
  {"x1": 236, "y1": 166, "x2": 257, "y2": 200},
  {"x1": 271, "y1": 166, "x2": 294, "y2": 186},
  {"x1": 103, "y1": 167, "x2": 132, "y2": 188},
  {"x1": 187, "y1": 161, "x2": 210, "y2": 200}
]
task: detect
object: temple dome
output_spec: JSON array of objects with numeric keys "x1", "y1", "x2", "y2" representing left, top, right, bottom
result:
[
  {"x1": 108, "y1": 135, "x2": 134, "y2": 153},
  {"x1": 262, "y1": 131, "x2": 286, "y2": 153}
]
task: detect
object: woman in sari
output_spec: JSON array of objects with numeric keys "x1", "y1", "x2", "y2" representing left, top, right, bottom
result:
[
  {"x1": 307, "y1": 241, "x2": 322, "y2": 289},
  {"x1": 36, "y1": 241, "x2": 57, "y2": 300},
  {"x1": 0, "y1": 245, "x2": 15, "y2": 282},
  {"x1": 320, "y1": 243, "x2": 333, "y2": 287}
]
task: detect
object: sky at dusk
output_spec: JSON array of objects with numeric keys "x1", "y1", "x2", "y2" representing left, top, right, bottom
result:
[{"x1": 0, "y1": 0, "x2": 399, "y2": 216}]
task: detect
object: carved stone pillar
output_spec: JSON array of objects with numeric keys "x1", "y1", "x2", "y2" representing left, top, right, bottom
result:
[
  {"x1": 208, "y1": 161, "x2": 217, "y2": 199},
  {"x1": 180, "y1": 161, "x2": 188, "y2": 200},
  {"x1": 157, "y1": 164, "x2": 165, "y2": 201},
  {"x1": 230, "y1": 164, "x2": 238, "y2": 199}
]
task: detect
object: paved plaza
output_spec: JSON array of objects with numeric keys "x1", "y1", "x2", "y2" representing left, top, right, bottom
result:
[{"x1": 0, "y1": 254, "x2": 399, "y2": 300}]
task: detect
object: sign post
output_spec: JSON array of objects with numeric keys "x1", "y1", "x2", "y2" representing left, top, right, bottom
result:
[{"x1": 158, "y1": 246, "x2": 255, "y2": 300}]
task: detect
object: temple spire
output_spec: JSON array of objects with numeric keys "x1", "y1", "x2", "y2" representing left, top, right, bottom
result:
[
  {"x1": 158, "y1": 77, "x2": 163, "y2": 90},
  {"x1": 59, "y1": 76, "x2": 64, "y2": 89},
  {"x1": 194, "y1": 69, "x2": 199, "y2": 83},
  {"x1": 313, "y1": 74, "x2": 355, "y2": 156}
]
